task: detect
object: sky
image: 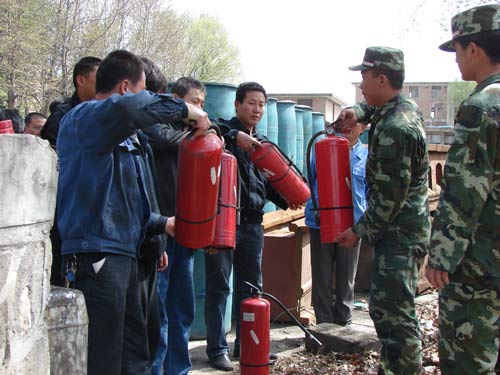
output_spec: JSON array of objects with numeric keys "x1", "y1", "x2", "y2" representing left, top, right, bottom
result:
[{"x1": 167, "y1": 0, "x2": 491, "y2": 104}]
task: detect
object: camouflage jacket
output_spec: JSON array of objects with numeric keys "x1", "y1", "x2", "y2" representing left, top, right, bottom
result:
[
  {"x1": 352, "y1": 93, "x2": 430, "y2": 248},
  {"x1": 429, "y1": 73, "x2": 500, "y2": 277}
]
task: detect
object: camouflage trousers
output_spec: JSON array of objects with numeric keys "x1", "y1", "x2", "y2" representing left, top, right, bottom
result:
[
  {"x1": 438, "y1": 280, "x2": 500, "y2": 375},
  {"x1": 369, "y1": 244, "x2": 424, "y2": 375}
]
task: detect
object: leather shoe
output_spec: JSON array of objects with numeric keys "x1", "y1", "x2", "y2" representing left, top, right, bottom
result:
[{"x1": 209, "y1": 354, "x2": 234, "y2": 371}]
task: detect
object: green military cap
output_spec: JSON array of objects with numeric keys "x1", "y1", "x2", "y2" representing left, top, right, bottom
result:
[
  {"x1": 439, "y1": 4, "x2": 500, "y2": 52},
  {"x1": 349, "y1": 46, "x2": 404, "y2": 72}
]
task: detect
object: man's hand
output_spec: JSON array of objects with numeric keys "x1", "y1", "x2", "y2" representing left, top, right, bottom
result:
[
  {"x1": 288, "y1": 203, "x2": 305, "y2": 210},
  {"x1": 236, "y1": 131, "x2": 261, "y2": 152},
  {"x1": 335, "y1": 227, "x2": 360, "y2": 248},
  {"x1": 336, "y1": 108, "x2": 358, "y2": 132},
  {"x1": 157, "y1": 251, "x2": 168, "y2": 272},
  {"x1": 425, "y1": 265, "x2": 449, "y2": 289},
  {"x1": 185, "y1": 102, "x2": 210, "y2": 134},
  {"x1": 165, "y1": 216, "x2": 175, "y2": 237}
]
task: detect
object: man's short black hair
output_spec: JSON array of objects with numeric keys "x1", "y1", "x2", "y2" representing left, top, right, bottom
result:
[
  {"x1": 49, "y1": 99, "x2": 62, "y2": 114},
  {"x1": 456, "y1": 29, "x2": 500, "y2": 64},
  {"x1": 72, "y1": 56, "x2": 101, "y2": 89},
  {"x1": 95, "y1": 50, "x2": 145, "y2": 94},
  {"x1": 172, "y1": 77, "x2": 206, "y2": 98},
  {"x1": 25, "y1": 112, "x2": 47, "y2": 126},
  {"x1": 372, "y1": 69, "x2": 405, "y2": 90},
  {"x1": 140, "y1": 57, "x2": 168, "y2": 93},
  {"x1": 235, "y1": 82, "x2": 267, "y2": 103}
]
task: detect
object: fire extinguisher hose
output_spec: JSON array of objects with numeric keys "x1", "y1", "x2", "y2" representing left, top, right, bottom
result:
[{"x1": 244, "y1": 281, "x2": 323, "y2": 347}]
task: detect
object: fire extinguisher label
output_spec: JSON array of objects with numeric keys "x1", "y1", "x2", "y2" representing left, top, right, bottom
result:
[
  {"x1": 250, "y1": 330, "x2": 260, "y2": 345},
  {"x1": 242, "y1": 312, "x2": 255, "y2": 322},
  {"x1": 262, "y1": 168, "x2": 275, "y2": 179},
  {"x1": 210, "y1": 167, "x2": 217, "y2": 185}
]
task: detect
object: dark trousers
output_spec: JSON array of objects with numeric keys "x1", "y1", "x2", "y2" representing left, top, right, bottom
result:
[
  {"x1": 66, "y1": 253, "x2": 152, "y2": 375},
  {"x1": 138, "y1": 259, "x2": 160, "y2": 368},
  {"x1": 204, "y1": 223, "x2": 264, "y2": 359},
  {"x1": 309, "y1": 228, "x2": 361, "y2": 324}
]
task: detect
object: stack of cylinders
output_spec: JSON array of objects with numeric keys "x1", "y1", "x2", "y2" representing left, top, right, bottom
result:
[
  {"x1": 266, "y1": 97, "x2": 279, "y2": 144},
  {"x1": 257, "y1": 102, "x2": 275, "y2": 212},
  {"x1": 203, "y1": 82, "x2": 238, "y2": 120},
  {"x1": 276, "y1": 100, "x2": 296, "y2": 163},
  {"x1": 296, "y1": 105, "x2": 313, "y2": 173},
  {"x1": 189, "y1": 82, "x2": 235, "y2": 338},
  {"x1": 263, "y1": 98, "x2": 278, "y2": 212},
  {"x1": 256, "y1": 102, "x2": 268, "y2": 137},
  {"x1": 294, "y1": 107, "x2": 304, "y2": 174},
  {"x1": 312, "y1": 112, "x2": 326, "y2": 145}
]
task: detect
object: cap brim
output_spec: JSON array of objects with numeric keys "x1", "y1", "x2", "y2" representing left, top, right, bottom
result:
[
  {"x1": 439, "y1": 39, "x2": 456, "y2": 52},
  {"x1": 348, "y1": 64, "x2": 371, "y2": 71}
]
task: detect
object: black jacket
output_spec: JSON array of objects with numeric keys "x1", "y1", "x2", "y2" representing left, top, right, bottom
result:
[
  {"x1": 143, "y1": 122, "x2": 187, "y2": 217},
  {"x1": 217, "y1": 117, "x2": 288, "y2": 224},
  {"x1": 41, "y1": 92, "x2": 81, "y2": 149},
  {"x1": 135, "y1": 130, "x2": 168, "y2": 262}
]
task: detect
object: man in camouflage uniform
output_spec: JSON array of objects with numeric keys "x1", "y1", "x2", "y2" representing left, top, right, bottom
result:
[
  {"x1": 426, "y1": 4, "x2": 500, "y2": 374},
  {"x1": 336, "y1": 47, "x2": 430, "y2": 375}
]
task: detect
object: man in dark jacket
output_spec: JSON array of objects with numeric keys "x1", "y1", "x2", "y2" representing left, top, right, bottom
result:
[
  {"x1": 204, "y1": 82, "x2": 297, "y2": 371},
  {"x1": 41, "y1": 55, "x2": 101, "y2": 286},
  {"x1": 41, "y1": 55, "x2": 101, "y2": 149},
  {"x1": 147, "y1": 76, "x2": 206, "y2": 375},
  {"x1": 57, "y1": 50, "x2": 209, "y2": 375}
]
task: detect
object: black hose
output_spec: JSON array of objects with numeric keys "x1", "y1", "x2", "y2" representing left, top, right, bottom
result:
[
  {"x1": 258, "y1": 140, "x2": 308, "y2": 183},
  {"x1": 306, "y1": 130, "x2": 326, "y2": 226}
]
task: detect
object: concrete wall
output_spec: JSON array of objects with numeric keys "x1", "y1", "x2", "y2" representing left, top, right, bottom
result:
[{"x1": 0, "y1": 135, "x2": 57, "y2": 375}]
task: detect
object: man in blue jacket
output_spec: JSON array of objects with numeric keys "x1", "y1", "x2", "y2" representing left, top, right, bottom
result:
[
  {"x1": 305, "y1": 122, "x2": 368, "y2": 326},
  {"x1": 57, "y1": 50, "x2": 209, "y2": 375}
]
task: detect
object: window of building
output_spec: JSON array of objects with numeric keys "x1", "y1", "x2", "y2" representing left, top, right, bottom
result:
[
  {"x1": 431, "y1": 85, "x2": 442, "y2": 99},
  {"x1": 409, "y1": 86, "x2": 419, "y2": 98},
  {"x1": 297, "y1": 99, "x2": 313, "y2": 107}
]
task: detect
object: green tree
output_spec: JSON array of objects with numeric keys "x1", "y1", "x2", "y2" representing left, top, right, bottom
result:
[
  {"x1": 0, "y1": 0, "x2": 242, "y2": 113},
  {"x1": 180, "y1": 15, "x2": 241, "y2": 83},
  {"x1": 447, "y1": 80, "x2": 476, "y2": 120}
]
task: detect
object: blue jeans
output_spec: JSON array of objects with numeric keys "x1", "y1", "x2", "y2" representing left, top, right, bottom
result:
[
  {"x1": 152, "y1": 239, "x2": 195, "y2": 375},
  {"x1": 204, "y1": 223, "x2": 264, "y2": 359}
]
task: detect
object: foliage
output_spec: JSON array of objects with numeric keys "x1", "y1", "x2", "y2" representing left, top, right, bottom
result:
[
  {"x1": 447, "y1": 80, "x2": 476, "y2": 119},
  {"x1": 0, "y1": 0, "x2": 241, "y2": 114}
]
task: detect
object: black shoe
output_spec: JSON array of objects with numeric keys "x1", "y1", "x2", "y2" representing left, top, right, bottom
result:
[{"x1": 209, "y1": 354, "x2": 234, "y2": 371}]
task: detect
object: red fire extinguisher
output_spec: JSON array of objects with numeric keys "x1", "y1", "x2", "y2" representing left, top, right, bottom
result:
[
  {"x1": 240, "y1": 293, "x2": 271, "y2": 375},
  {"x1": 0, "y1": 120, "x2": 14, "y2": 134},
  {"x1": 210, "y1": 150, "x2": 239, "y2": 249},
  {"x1": 175, "y1": 129, "x2": 223, "y2": 248},
  {"x1": 250, "y1": 141, "x2": 310, "y2": 206},
  {"x1": 240, "y1": 282, "x2": 322, "y2": 375},
  {"x1": 306, "y1": 122, "x2": 354, "y2": 243}
]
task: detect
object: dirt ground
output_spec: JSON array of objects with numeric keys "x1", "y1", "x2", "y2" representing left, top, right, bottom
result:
[{"x1": 188, "y1": 292, "x2": 440, "y2": 374}]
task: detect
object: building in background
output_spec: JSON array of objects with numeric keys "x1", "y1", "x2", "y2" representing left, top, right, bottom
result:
[{"x1": 354, "y1": 81, "x2": 452, "y2": 127}]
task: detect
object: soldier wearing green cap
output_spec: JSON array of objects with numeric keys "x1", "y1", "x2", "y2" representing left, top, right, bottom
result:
[
  {"x1": 425, "y1": 4, "x2": 500, "y2": 374},
  {"x1": 336, "y1": 46, "x2": 430, "y2": 375}
]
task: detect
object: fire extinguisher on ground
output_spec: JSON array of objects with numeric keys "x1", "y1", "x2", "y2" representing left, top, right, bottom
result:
[
  {"x1": 240, "y1": 281, "x2": 322, "y2": 375},
  {"x1": 306, "y1": 121, "x2": 354, "y2": 243}
]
